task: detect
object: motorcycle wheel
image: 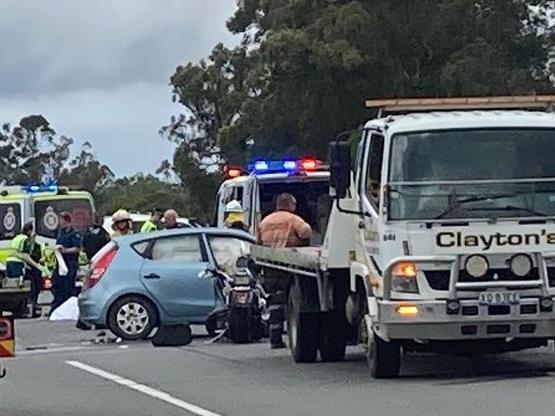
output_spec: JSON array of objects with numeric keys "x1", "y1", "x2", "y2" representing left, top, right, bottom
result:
[{"x1": 228, "y1": 307, "x2": 251, "y2": 343}]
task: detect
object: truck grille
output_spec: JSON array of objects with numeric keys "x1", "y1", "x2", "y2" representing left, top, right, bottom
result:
[{"x1": 424, "y1": 267, "x2": 544, "y2": 291}]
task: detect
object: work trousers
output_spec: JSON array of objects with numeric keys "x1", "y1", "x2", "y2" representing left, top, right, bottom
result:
[{"x1": 51, "y1": 263, "x2": 78, "y2": 313}]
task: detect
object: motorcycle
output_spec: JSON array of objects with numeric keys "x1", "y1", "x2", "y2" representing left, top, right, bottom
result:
[{"x1": 205, "y1": 256, "x2": 268, "y2": 343}]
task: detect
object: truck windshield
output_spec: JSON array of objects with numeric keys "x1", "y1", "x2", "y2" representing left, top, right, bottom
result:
[
  {"x1": 0, "y1": 203, "x2": 22, "y2": 241},
  {"x1": 388, "y1": 128, "x2": 555, "y2": 220},
  {"x1": 259, "y1": 179, "x2": 331, "y2": 245},
  {"x1": 34, "y1": 198, "x2": 93, "y2": 238}
]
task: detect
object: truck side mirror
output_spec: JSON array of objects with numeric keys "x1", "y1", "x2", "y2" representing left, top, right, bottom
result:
[{"x1": 329, "y1": 141, "x2": 351, "y2": 199}]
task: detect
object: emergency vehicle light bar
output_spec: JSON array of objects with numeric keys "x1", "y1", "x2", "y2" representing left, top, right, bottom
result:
[
  {"x1": 248, "y1": 158, "x2": 322, "y2": 174},
  {"x1": 23, "y1": 182, "x2": 58, "y2": 193},
  {"x1": 365, "y1": 95, "x2": 555, "y2": 115}
]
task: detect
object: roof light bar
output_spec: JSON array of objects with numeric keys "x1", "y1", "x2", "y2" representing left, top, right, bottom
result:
[
  {"x1": 365, "y1": 95, "x2": 555, "y2": 114},
  {"x1": 248, "y1": 158, "x2": 323, "y2": 174},
  {"x1": 23, "y1": 181, "x2": 59, "y2": 194}
]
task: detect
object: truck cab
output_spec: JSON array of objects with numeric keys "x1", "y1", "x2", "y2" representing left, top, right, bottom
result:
[{"x1": 215, "y1": 158, "x2": 331, "y2": 244}]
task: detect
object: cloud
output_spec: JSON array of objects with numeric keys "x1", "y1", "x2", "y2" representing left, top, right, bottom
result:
[
  {"x1": 0, "y1": 0, "x2": 239, "y2": 175},
  {"x1": 0, "y1": 82, "x2": 180, "y2": 176}
]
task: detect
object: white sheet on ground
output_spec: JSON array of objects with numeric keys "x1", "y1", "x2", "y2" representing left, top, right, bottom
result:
[{"x1": 49, "y1": 296, "x2": 79, "y2": 321}]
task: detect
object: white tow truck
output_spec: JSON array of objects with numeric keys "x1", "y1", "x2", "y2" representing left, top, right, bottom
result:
[{"x1": 252, "y1": 96, "x2": 555, "y2": 378}]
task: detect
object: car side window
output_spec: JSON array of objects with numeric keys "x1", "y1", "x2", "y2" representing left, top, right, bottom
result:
[{"x1": 151, "y1": 235, "x2": 203, "y2": 263}]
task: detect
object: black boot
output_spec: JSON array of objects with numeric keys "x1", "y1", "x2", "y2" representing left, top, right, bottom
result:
[{"x1": 270, "y1": 325, "x2": 286, "y2": 349}]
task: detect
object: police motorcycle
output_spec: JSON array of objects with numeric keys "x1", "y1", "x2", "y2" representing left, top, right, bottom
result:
[{"x1": 205, "y1": 256, "x2": 268, "y2": 343}]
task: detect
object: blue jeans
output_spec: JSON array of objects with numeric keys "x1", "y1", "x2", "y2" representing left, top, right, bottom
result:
[{"x1": 51, "y1": 262, "x2": 78, "y2": 313}]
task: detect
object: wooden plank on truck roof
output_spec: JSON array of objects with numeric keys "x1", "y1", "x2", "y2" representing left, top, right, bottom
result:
[{"x1": 365, "y1": 95, "x2": 555, "y2": 113}]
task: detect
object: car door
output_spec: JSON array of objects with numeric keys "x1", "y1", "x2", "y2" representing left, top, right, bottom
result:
[{"x1": 139, "y1": 233, "x2": 215, "y2": 322}]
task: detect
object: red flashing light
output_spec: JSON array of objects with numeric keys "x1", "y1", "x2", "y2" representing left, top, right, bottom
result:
[
  {"x1": 300, "y1": 158, "x2": 320, "y2": 171},
  {"x1": 224, "y1": 165, "x2": 243, "y2": 178}
]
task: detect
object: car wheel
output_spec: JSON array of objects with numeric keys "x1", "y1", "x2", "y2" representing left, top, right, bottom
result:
[{"x1": 108, "y1": 296, "x2": 157, "y2": 340}]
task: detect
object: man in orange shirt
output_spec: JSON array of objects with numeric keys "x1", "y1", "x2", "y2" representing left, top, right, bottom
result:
[{"x1": 258, "y1": 193, "x2": 312, "y2": 348}]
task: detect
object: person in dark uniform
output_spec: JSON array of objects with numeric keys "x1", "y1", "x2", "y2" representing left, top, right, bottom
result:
[
  {"x1": 51, "y1": 212, "x2": 82, "y2": 313},
  {"x1": 82, "y1": 214, "x2": 110, "y2": 261}
]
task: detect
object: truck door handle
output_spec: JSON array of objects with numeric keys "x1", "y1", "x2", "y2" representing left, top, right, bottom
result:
[{"x1": 144, "y1": 273, "x2": 160, "y2": 279}]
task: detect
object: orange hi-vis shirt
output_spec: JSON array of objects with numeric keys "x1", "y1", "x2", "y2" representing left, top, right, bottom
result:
[{"x1": 258, "y1": 211, "x2": 312, "y2": 248}]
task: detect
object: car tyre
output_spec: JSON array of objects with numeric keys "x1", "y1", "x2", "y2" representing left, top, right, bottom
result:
[{"x1": 108, "y1": 296, "x2": 157, "y2": 341}]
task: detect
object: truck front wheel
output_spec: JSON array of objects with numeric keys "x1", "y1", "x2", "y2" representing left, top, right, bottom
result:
[
  {"x1": 287, "y1": 282, "x2": 319, "y2": 363},
  {"x1": 367, "y1": 331, "x2": 401, "y2": 378}
]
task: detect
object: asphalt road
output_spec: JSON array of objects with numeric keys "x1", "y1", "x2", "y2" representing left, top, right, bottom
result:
[{"x1": 3, "y1": 319, "x2": 555, "y2": 416}]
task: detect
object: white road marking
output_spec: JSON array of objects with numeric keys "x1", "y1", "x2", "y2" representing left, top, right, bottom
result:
[{"x1": 66, "y1": 360, "x2": 223, "y2": 416}]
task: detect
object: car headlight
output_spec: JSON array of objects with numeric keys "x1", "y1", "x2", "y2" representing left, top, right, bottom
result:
[
  {"x1": 465, "y1": 255, "x2": 489, "y2": 278},
  {"x1": 391, "y1": 262, "x2": 419, "y2": 293},
  {"x1": 509, "y1": 254, "x2": 532, "y2": 277}
]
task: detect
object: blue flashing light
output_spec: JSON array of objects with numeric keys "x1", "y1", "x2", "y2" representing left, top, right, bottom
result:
[
  {"x1": 23, "y1": 181, "x2": 59, "y2": 194},
  {"x1": 282, "y1": 160, "x2": 297, "y2": 170},
  {"x1": 254, "y1": 161, "x2": 269, "y2": 171}
]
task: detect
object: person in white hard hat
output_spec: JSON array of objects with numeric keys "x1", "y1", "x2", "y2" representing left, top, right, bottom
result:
[
  {"x1": 224, "y1": 200, "x2": 248, "y2": 232},
  {"x1": 111, "y1": 209, "x2": 133, "y2": 237}
]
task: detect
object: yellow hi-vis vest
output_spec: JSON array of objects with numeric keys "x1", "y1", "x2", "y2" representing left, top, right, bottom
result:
[{"x1": 6, "y1": 234, "x2": 28, "y2": 263}]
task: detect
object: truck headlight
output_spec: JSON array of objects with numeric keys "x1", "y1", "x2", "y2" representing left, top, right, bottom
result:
[
  {"x1": 509, "y1": 254, "x2": 532, "y2": 277},
  {"x1": 391, "y1": 262, "x2": 419, "y2": 293},
  {"x1": 465, "y1": 255, "x2": 489, "y2": 278}
]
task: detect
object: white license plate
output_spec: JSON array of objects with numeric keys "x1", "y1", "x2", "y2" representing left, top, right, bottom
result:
[{"x1": 479, "y1": 291, "x2": 520, "y2": 306}]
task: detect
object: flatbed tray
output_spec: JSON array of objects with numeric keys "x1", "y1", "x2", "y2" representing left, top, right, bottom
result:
[{"x1": 251, "y1": 245, "x2": 322, "y2": 274}]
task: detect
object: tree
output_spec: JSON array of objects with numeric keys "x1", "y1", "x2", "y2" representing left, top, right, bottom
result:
[
  {"x1": 94, "y1": 174, "x2": 189, "y2": 217},
  {"x1": 221, "y1": 0, "x2": 555, "y2": 158},
  {"x1": 0, "y1": 115, "x2": 73, "y2": 184},
  {"x1": 59, "y1": 142, "x2": 114, "y2": 192}
]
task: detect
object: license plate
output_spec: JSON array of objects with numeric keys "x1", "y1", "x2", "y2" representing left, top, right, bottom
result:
[{"x1": 479, "y1": 291, "x2": 520, "y2": 306}]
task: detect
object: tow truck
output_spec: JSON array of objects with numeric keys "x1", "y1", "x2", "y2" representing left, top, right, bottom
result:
[
  {"x1": 252, "y1": 95, "x2": 555, "y2": 378},
  {"x1": 0, "y1": 183, "x2": 95, "y2": 315},
  {"x1": 215, "y1": 158, "x2": 331, "y2": 244}
]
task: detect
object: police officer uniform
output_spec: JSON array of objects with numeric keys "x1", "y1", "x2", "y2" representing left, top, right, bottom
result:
[{"x1": 51, "y1": 226, "x2": 81, "y2": 312}]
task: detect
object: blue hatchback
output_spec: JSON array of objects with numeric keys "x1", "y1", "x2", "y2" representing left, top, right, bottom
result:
[{"x1": 78, "y1": 228, "x2": 255, "y2": 340}]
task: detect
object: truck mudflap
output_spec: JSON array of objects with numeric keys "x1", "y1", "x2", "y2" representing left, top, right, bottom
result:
[{"x1": 374, "y1": 254, "x2": 555, "y2": 341}]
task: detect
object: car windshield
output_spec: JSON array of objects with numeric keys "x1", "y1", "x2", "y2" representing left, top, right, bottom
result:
[
  {"x1": 259, "y1": 179, "x2": 331, "y2": 245},
  {"x1": 388, "y1": 128, "x2": 555, "y2": 220},
  {"x1": 34, "y1": 198, "x2": 94, "y2": 238}
]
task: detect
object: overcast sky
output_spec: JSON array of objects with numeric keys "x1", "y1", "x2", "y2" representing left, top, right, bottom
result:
[{"x1": 0, "y1": 0, "x2": 238, "y2": 176}]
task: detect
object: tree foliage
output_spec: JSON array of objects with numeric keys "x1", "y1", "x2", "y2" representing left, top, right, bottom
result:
[
  {"x1": 0, "y1": 115, "x2": 73, "y2": 184},
  {"x1": 94, "y1": 174, "x2": 188, "y2": 217},
  {"x1": 168, "y1": 0, "x2": 555, "y2": 169}
]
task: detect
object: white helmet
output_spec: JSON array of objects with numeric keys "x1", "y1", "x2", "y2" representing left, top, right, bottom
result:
[
  {"x1": 112, "y1": 209, "x2": 131, "y2": 223},
  {"x1": 225, "y1": 200, "x2": 242, "y2": 213}
]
